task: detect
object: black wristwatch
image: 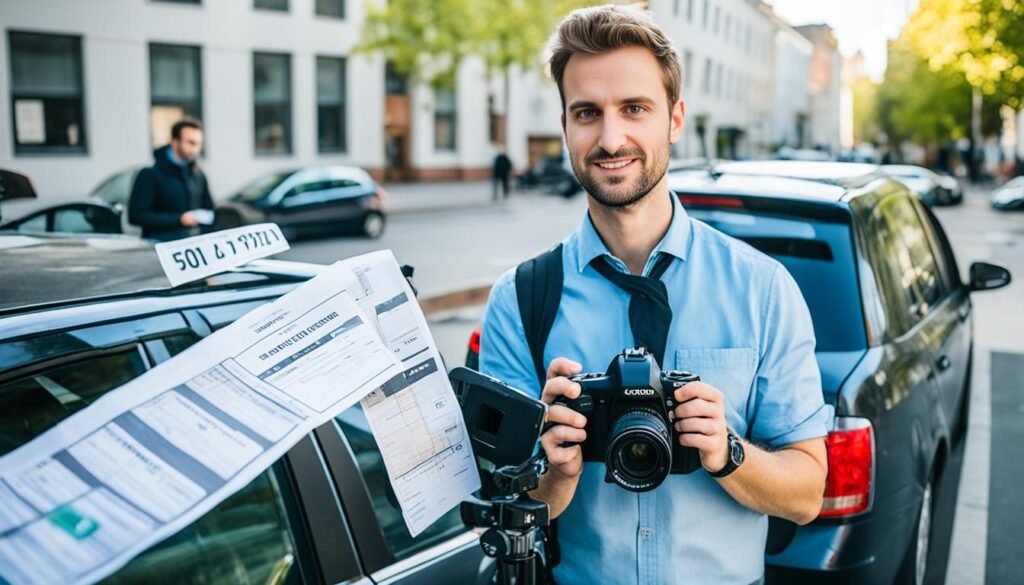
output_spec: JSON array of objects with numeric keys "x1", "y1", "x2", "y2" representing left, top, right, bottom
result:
[{"x1": 709, "y1": 430, "x2": 745, "y2": 478}]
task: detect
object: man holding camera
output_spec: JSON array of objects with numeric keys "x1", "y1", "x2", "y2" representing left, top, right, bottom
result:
[{"x1": 479, "y1": 6, "x2": 833, "y2": 584}]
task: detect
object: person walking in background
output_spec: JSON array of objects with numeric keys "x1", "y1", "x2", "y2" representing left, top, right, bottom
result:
[
  {"x1": 129, "y1": 118, "x2": 215, "y2": 242},
  {"x1": 492, "y1": 144, "x2": 513, "y2": 201}
]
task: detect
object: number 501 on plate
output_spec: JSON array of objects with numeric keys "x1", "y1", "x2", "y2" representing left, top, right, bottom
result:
[{"x1": 155, "y1": 223, "x2": 290, "y2": 287}]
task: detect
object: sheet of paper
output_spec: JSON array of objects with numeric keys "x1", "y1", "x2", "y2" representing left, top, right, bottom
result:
[
  {"x1": 154, "y1": 223, "x2": 290, "y2": 287},
  {"x1": 0, "y1": 254, "x2": 405, "y2": 585},
  {"x1": 340, "y1": 251, "x2": 480, "y2": 537}
]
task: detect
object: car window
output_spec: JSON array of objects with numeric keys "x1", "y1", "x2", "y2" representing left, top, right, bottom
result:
[
  {"x1": 329, "y1": 179, "x2": 361, "y2": 189},
  {"x1": 867, "y1": 195, "x2": 943, "y2": 334},
  {"x1": 53, "y1": 208, "x2": 96, "y2": 233},
  {"x1": 91, "y1": 169, "x2": 136, "y2": 207},
  {"x1": 161, "y1": 331, "x2": 202, "y2": 358},
  {"x1": 915, "y1": 201, "x2": 962, "y2": 291},
  {"x1": 688, "y1": 208, "x2": 866, "y2": 351},
  {"x1": 102, "y1": 466, "x2": 304, "y2": 585},
  {"x1": 235, "y1": 172, "x2": 295, "y2": 202},
  {"x1": 14, "y1": 212, "x2": 47, "y2": 232},
  {"x1": 284, "y1": 181, "x2": 332, "y2": 200},
  {"x1": 0, "y1": 350, "x2": 147, "y2": 456},
  {"x1": 336, "y1": 406, "x2": 466, "y2": 561}
]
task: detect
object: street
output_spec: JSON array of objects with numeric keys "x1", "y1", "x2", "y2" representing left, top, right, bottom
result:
[{"x1": 282, "y1": 182, "x2": 1024, "y2": 584}]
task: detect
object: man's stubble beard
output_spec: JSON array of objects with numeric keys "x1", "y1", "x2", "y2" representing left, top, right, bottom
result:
[{"x1": 570, "y1": 132, "x2": 671, "y2": 209}]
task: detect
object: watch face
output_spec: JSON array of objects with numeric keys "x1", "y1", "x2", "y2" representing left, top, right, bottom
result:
[{"x1": 730, "y1": 436, "x2": 745, "y2": 466}]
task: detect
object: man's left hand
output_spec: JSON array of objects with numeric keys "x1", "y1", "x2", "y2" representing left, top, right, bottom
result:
[{"x1": 673, "y1": 382, "x2": 729, "y2": 474}]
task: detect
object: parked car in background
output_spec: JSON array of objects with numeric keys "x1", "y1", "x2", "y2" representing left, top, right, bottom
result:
[
  {"x1": 991, "y1": 176, "x2": 1024, "y2": 210},
  {"x1": 216, "y1": 166, "x2": 388, "y2": 239},
  {"x1": 934, "y1": 172, "x2": 964, "y2": 204},
  {"x1": 881, "y1": 164, "x2": 960, "y2": 206},
  {"x1": 467, "y1": 160, "x2": 1010, "y2": 585},
  {"x1": 90, "y1": 166, "x2": 143, "y2": 235},
  {"x1": 0, "y1": 234, "x2": 490, "y2": 585}
]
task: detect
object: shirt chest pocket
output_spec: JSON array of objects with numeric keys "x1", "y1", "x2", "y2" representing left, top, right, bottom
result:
[{"x1": 675, "y1": 348, "x2": 757, "y2": 435}]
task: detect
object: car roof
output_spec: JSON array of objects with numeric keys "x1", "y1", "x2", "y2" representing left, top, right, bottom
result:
[
  {"x1": 881, "y1": 164, "x2": 931, "y2": 176},
  {"x1": 668, "y1": 160, "x2": 886, "y2": 203},
  {"x1": 0, "y1": 234, "x2": 317, "y2": 314}
]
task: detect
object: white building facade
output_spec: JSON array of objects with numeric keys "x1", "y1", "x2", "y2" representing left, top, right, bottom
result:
[
  {"x1": 770, "y1": 18, "x2": 812, "y2": 149},
  {"x1": 651, "y1": 0, "x2": 779, "y2": 160},
  {"x1": 0, "y1": 0, "x2": 498, "y2": 201}
]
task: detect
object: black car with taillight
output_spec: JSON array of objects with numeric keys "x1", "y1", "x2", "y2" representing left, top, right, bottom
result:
[
  {"x1": 667, "y1": 160, "x2": 1009, "y2": 584},
  {"x1": 466, "y1": 160, "x2": 1010, "y2": 584}
]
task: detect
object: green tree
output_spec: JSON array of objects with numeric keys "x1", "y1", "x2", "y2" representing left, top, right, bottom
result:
[
  {"x1": 356, "y1": 0, "x2": 478, "y2": 89},
  {"x1": 851, "y1": 76, "x2": 879, "y2": 145},
  {"x1": 904, "y1": 0, "x2": 1024, "y2": 107},
  {"x1": 876, "y1": 36, "x2": 1001, "y2": 155}
]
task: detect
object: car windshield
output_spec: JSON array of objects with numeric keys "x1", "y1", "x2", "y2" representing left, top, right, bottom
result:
[
  {"x1": 688, "y1": 207, "x2": 866, "y2": 352},
  {"x1": 234, "y1": 171, "x2": 295, "y2": 202}
]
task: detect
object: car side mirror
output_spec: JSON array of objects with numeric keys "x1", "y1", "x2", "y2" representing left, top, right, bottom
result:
[{"x1": 968, "y1": 262, "x2": 1011, "y2": 292}]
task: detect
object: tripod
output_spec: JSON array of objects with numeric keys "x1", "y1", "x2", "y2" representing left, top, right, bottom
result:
[{"x1": 461, "y1": 454, "x2": 551, "y2": 585}]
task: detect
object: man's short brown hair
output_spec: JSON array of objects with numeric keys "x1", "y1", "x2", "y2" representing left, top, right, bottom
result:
[
  {"x1": 171, "y1": 118, "x2": 203, "y2": 140},
  {"x1": 548, "y1": 5, "x2": 682, "y2": 114}
]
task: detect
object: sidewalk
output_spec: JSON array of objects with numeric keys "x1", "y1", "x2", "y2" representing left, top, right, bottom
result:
[{"x1": 382, "y1": 180, "x2": 536, "y2": 214}]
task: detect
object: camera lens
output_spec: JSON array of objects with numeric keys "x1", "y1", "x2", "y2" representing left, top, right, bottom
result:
[{"x1": 605, "y1": 409, "x2": 672, "y2": 492}]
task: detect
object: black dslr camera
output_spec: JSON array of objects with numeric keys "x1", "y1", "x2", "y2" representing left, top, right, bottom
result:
[{"x1": 554, "y1": 347, "x2": 702, "y2": 492}]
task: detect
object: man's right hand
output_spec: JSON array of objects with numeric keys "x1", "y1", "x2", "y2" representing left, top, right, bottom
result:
[
  {"x1": 540, "y1": 357, "x2": 588, "y2": 479},
  {"x1": 180, "y1": 211, "x2": 199, "y2": 227}
]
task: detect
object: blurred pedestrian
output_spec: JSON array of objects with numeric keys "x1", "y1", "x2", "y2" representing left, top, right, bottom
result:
[
  {"x1": 492, "y1": 144, "x2": 513, "y2": 201},
  {"x1": 129, "y1": 118, "x2": 215, "y2": 242}
]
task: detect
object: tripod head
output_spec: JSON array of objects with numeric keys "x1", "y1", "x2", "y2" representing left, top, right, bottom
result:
[{"x1": 461, "y1": 453, "x2": 551, "y2": 585}]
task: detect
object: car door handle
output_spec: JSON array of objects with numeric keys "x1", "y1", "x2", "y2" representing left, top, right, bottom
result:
[{"x1": 935, "y1": 355, "x2": 951, "y2": 372}]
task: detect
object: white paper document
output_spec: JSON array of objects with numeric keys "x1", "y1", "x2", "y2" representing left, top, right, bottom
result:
[{"x1": 0, "y1": 251, "x2": 478, "y2": 585}]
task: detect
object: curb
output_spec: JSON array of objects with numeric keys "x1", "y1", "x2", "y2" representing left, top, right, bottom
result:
[{"x1": 419, "y1": 283, "x2": 492, "y2": 316}]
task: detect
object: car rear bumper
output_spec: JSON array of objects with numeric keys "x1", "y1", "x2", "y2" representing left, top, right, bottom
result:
[{"x1": 765, "y1": 498, "x2": 919, "y2": 584}]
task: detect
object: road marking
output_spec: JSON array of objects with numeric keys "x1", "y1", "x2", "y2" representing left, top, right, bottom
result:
[{"x1": 945, "y1": 347, "x2": 990, "y2": 585}]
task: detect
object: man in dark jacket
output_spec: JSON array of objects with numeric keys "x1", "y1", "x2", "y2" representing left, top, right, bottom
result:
[
  {"x1": 129, "y1": 118, "x2": 214, "y2": 241},
  {"x1": 492, "y1": 144, "x2": 513, "y2": 201}
]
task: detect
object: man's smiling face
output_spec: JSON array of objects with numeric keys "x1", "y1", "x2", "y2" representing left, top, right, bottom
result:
[{"x1": 562, "y1": 45, "x2": 683, "y2": 208}]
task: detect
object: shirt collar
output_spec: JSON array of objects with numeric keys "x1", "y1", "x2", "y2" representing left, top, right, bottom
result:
[
  {"x1": 165, "y1": 145, "x2": 188, "y2": 167},
  {"x1": 575, "y1": 190, "x2": 693, "y2": 274}
]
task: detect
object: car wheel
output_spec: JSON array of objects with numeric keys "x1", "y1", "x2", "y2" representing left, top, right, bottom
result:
[
  {"x1": 361, "y1": 211, "x2": 385, "y2": 239},
  {"x1": 896, "y1": 472, "x2": 935, "y2": 585}
]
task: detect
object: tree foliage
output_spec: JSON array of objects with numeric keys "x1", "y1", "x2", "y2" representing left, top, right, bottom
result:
[
  {"x1": 877, "y1": 36, "x2": 1002, "y2": 145},
  {"x1": 903, "y1": 0, "x2": 1024, "y2": 108},
  {"x1": 356, "y1": 0, "x2": 596, "y2": 90}
]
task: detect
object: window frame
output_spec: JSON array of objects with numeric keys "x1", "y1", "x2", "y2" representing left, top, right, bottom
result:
[
  {"x1": 253, "y1": 51, "x2": 294, "y2": 155},
  {"x1": 314, "y1": 0, "x2": 345, "y2": 19},
  {"x1": 8, "y1": 30, "x2": 88, "y2": 156},
  {"x1": 254, "y1": 0, "x2": 289, "y2": 11},
  {"x1": 433, "y1": 87, "x2": 458, "y2": 152},
  {"x1": 316, "y1": 55, "x2": 347, "y2": 154},
  {"x1": 148, "y1": 42, "x2": 203, "y2": 149}
]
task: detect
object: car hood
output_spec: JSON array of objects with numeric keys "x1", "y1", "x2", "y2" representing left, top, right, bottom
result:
[
  {"x1": 815, "y1": 349, "x2": 868, "y2": 402},
  {"x1": 993, "y1": 186, "x2": 1024, "y2": 204}
]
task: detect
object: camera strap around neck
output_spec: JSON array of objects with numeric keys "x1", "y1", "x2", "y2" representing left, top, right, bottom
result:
[{"x1": 589, "y1": 253, "x2": 675, "y2": 368}]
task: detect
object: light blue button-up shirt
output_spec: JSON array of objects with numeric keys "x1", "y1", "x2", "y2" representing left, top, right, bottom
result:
[{"x1": 479, "y1": 191, "x2": 834, "y2": 585}]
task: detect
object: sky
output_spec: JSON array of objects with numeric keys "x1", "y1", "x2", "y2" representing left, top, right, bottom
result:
[{"x1": 769, "y1": 0, "x2": 920, "y2": 81}]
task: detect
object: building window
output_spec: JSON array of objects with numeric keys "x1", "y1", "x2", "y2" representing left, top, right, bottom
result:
[
  {"x1": 724, "y1": 13, "x2": 730, "y2": 43},
  {"x1": 316, "y1": 56, "x2": 346, "y2": 153},
  {"x1": 715, "y1": 63, "x2": 723, "y2": 97},
  {"x1": 702, "y1": 0, "x2": 709, "y2": 29},
  {"x1": 702, "y1": 57, "x2": 711, "y2": 94},
  {"x1": 315, "y1": 0, "x2": 344, "y2": 18},
  {"x1": 684, "y1": 50, "x2": 693, "y2": 90},
  {"x1": 674, "y1": 0, "x2": 680, "y2": 17},
  {"x1": 385, "y1": 62, "x2": 408, "y2": 95},
  {"x1": 253, "y1": 52, "x2": 292, "y2": 154},
  {"x1": 714, "y1": 6, "x2": 720, "y2": 35},
  {"x1": 434, "y1": 88, "x2": 457, "y2": 151},
  {"x1": 687, "y1": 0, "x2": 694, "y2": 21},
  {"x1": 149, "y1": 43, "x2": 202, "y2": 148},
  {"x1": 8, "y1": 31, "x2": 86, "y2": 155},
  {"x1": 154, "y1": 0, "x2": 201, "y2": 4},
  {"x1": 255, "y1": 0, "x2": 288, "y2": 10}
]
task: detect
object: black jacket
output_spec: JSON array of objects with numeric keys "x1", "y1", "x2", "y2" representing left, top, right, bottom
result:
[{"x1": 128, "y1": 146, "x2": 214, "y2": 241}]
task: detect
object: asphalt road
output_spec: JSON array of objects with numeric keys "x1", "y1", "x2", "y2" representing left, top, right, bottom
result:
[{"x1": 282, "y1": 182, "x2": 1024, "y2": 584}]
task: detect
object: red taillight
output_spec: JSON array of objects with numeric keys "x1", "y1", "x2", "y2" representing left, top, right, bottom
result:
[
  {"x1": 468, "y1": 328, "x2": 481, "y2": 356},
  {"x1": 819, "y1": 418, "x2": 874, "y2": 518},
  {"x1": 677, "y1": 195, "x2": 745, "y2": 208}
]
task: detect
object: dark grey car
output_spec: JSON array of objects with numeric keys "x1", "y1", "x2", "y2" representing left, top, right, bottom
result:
[{"x1": 0, "y1": 235, "x2": 487, "y2": 585}]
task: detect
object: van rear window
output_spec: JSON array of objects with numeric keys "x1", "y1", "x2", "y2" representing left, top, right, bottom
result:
[{"x1": 689, "y1": 209, "x2": 866, "y2": 352}]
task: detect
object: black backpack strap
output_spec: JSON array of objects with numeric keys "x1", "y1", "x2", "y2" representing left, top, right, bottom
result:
[{"x1": 515, "y1": 243, "x2": 565, "y2": 387}]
